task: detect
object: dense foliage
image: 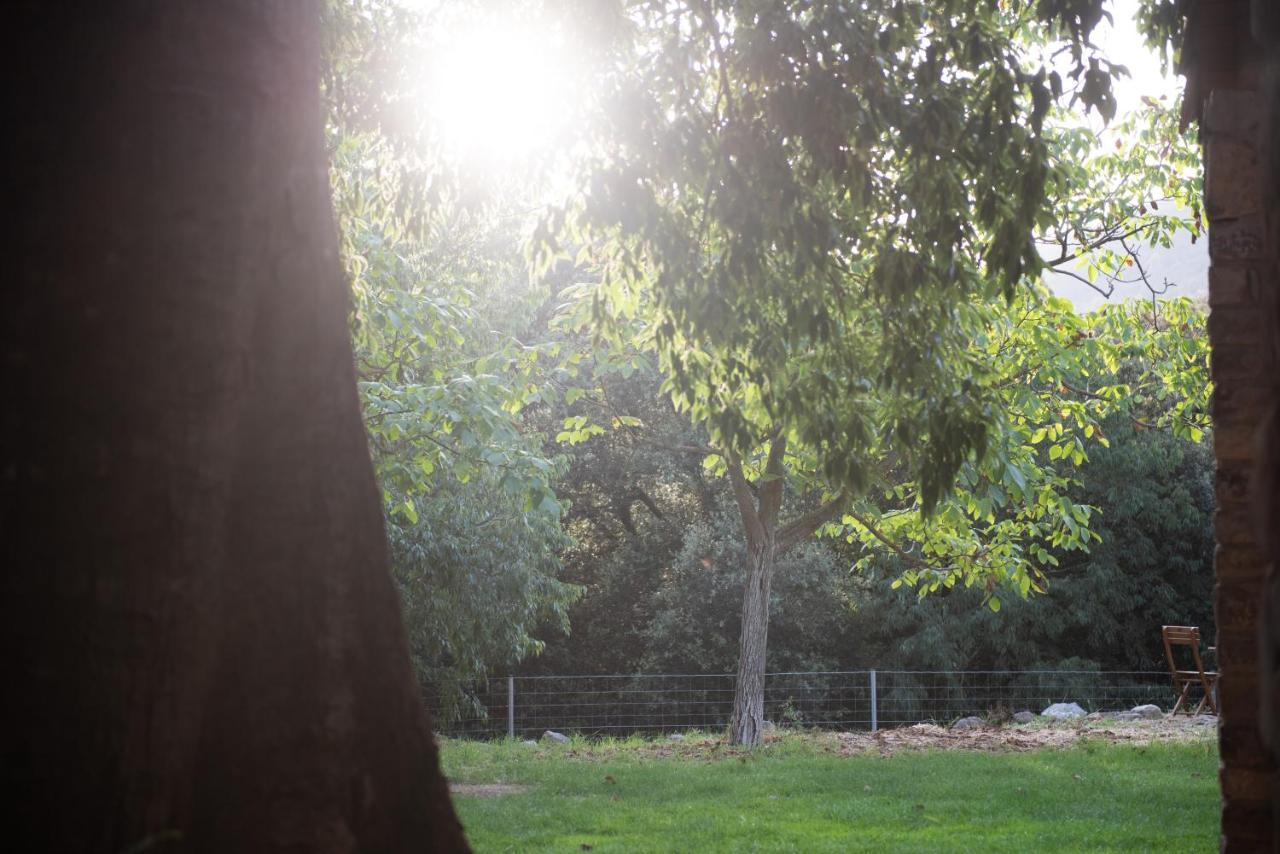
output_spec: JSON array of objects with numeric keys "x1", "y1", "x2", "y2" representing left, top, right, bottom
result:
[
  {"x1": 554, "y1": 0, "x2": 1062, "y2": 504},
  {"x1": 324, "y1": 4, "x2": 582, "y2": 718},
  {"x1": 534, "y1": 399, "x2": 1214, "y2": 675},
  {"x1": 321, "y1": 0, "x2": 1214, "y2": 731},
  {"x1": 554, "y1": 77, "x2": 1206, "y2": 608}
]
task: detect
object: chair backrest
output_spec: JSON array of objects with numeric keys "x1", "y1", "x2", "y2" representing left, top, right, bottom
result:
[{"x1": 1162, "y1": 625, "x2": 1207, "y2": 676}]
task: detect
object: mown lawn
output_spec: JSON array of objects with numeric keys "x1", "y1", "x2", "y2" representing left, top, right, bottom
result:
[{"x1": 441, "y1": 731, "x2": 1219, "y2": 852}]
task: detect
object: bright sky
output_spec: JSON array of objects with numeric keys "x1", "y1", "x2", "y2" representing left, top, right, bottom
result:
[
  {"x1": 1048, "y1": 0, "x2": 1208, "y2": 310},
  {"x1": 1096, "y1": 0, "x2": 1184, "y2": 114}
]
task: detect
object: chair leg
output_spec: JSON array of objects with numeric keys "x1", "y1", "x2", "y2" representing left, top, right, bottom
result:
[
  {"x1": 1170, "y1": 682, "x2": 1191, "y2": 717},
  {"x1": 1203, "y1": 679, "x2": 1219, "y2": 715}
]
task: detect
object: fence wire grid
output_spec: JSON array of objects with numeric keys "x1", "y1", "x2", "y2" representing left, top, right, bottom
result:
[{"x1": 427, "y1": 670, "x2": 1180, "y2": 739}]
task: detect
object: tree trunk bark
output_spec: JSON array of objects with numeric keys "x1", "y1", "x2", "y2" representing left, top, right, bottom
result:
[
  {"x1": 3, "y1": 4, "x2": 467, "y2": 851},
  {"x1": 728, "y1": 533, "x2": 777, "y2": 747}
]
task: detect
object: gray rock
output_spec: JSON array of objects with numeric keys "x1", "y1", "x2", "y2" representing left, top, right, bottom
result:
[
  {"x1": 1109, "y1": 711, "x2": 1141, "y2": 722},
  {"x1": 541, "y1": 730, "x2": 570, "y2": 744},
  {"x1": 761, "y1": 720, "x2": 777, "y2": 733},
  {"x1": 1131, "y1": 704, "x2": 1163, "y2": 720},
  {"x1": 1042, "y1": 702, "x2": 1087, "y2": 719},
  {"x1": 521, "y1": 740, "x2": 538, "y2": 747},
  {"x1": 667, "y1": 733, "x2": 685, "y2": 742},
  {"x1": 952, "y1": 716, "x2": 985, "y2": 731},
  {"x1": 1012, "y1": 711, "x2": 1036, "y2": 724}
]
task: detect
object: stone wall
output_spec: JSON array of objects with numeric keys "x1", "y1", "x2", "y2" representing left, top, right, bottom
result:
[{"x1": 1202, "y1": 79, "x2": 1279, "y2": 853}]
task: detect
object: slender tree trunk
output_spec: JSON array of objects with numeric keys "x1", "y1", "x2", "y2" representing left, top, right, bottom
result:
[
  {"x1": 725, "y1": 439, "x2": 786, "y2": 747},
  {"x1": 4, "y1": 4, "x2": 467, "y2": 851},
  {"x1": 728, "y1": 531, "x2": 778, "y2": 746},
  {"x1": 724, "y1": 435, "x2": 846, "y2": 747}
]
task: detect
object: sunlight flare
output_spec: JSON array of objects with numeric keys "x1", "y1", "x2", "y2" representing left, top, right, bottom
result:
[{"x1": 423, "y1": 19, "x2": 579, "y2": 163}]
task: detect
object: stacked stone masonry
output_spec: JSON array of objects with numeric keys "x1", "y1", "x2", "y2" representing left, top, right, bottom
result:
[{"x1": 1204, "y1": 85, "x2": 1278, "y2": 851}]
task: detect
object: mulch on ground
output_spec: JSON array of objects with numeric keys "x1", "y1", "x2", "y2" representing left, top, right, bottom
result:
[
  {"x1": 833, "y1": 715, "x2": 1217, "y2": 756},
  {"x1": 505, "y1": 716, "x2": 1218, "y2": 763}
]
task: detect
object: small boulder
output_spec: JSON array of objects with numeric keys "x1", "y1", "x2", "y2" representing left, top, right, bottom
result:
[
  {"x1": 542, "y1": 730, "x2": 571, "y2": 745},
  {"x1": 1131, "y1": 704, "x2": 1163, "y2": 720},
  {"x1": 1012, "y1": 711, "x2": 1036, "y2": 725},
  {"x1": 1042, "y1": 702, "x2": 1086, "y2": 720},
  {"x1": 761, "y1": 720, "x2": 777, "y2": 733},
  {"x1": 952, "y1": 716, "x2": 985, "y2": 731}
]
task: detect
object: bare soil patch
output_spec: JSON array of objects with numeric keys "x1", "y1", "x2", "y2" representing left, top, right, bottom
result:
[
  {"x1": 514, "y1": 716, "x2": 1216, "y2": 763},
  {"x1": 832, "y1": 715, "x2": 1218, "y2": 756}
]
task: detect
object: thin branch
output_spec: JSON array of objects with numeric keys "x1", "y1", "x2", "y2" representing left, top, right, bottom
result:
[
  {"x1": 1046, "y1": 266, "x2": 1115, "y2": 299},
  {"x1": 777, "y1": 491, "x2": 848, "y2": 554},
  {"x1": 844, "y1": 508, "x2": 928, "y2": 568},
  {"x1": 726, "y1": 453, "x2": 764, "y2": 549},
  {"x1": 636, "y1": 435, "x2": 718, "y2": 457},
  {"x1": 1058, "y1": 380, "x2": 1206, "y2": 432},
  {"x1": 1043, "y1": 222, "x2": 1152, "y2": 268},
  {"x1": 757, "y1": 434, "x2": 788, "y2": 528},
  {"x1": 632, "y1": 487, "x2": 666, "y2": 521},
  {"x1": 1117, "y1": 235, "x2": 1168, "y2": 329}
]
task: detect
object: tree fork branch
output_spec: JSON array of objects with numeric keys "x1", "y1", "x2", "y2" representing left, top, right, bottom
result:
[
  {"x1": 727, "y1": 453, "x2": 764, "y2": 549},
  {"x1": 632, "y1": 487, "x2": 666, "y2": 521},
  {"x1": 756, "y1": 434, "x2": 787, "y2": 528},
  {"x1": 777, "y1": 491, "x2": 848, "y2": 554}
]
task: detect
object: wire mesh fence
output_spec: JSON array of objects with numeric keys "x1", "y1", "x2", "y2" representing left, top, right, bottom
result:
[{"x1": 427, "y1": 670, "x2": 1177, "y2": 739}]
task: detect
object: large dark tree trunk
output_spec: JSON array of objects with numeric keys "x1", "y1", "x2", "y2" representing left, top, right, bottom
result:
[{"x1": 3, "y1": 4, "x2": 467, "y2": 851}]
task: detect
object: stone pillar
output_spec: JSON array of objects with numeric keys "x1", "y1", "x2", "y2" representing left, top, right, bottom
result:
[{"x1": 1204, "y1": 87, "x2": 1278, "y2": 851}]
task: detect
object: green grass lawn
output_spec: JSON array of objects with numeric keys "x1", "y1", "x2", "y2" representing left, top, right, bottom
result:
[{"x1": 441, "y1": 731, "x2": 1219, "y2": 852}]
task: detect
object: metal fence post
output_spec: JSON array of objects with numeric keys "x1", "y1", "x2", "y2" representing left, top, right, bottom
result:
[
  {"x1": 870, "y1": 669, "x2": 878, "y2": 732},
  {"x1": 507, "y1": 676, "x2": 515, "y2": 739}
]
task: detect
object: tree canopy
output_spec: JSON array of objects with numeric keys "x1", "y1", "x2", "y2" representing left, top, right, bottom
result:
[
  {"x1": 323, "y1": 0, "x2": 1210, "y2": 740},
  {"x1": 325, "y1": 7, "x2": 584, "y2": 717},
  {"x1": 533, "y1": 1, "x2": 1207, "y2": 743}
]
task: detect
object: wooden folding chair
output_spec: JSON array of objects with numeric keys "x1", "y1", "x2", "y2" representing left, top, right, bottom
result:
[{"x1": 1162, "y1": 625, "x2": 1218, "y2": 716}]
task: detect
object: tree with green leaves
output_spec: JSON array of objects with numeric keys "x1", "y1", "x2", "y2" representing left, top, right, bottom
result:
[
  {"x1": 535, "y1": 351, "x2": 1214, "y2": 679},
  {"x1": 324, "y1": 2, "x2": 584, "y2": 719},
  {"x1": 846, "y1": 410, "x2": 1215, "y2": 674},
  {"x1": 548, "y1": 0, "x2": 1207, "y2": 744},
  {"x1": 329, "y1": 129, "x2": 583, "y2": 719}
]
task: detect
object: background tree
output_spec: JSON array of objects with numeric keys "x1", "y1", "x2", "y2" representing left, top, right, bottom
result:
[
  {"x1": 534, "y1": 380, "x2": 1214, "y2": 681},
  {"x1": 847, "y1": 413, "x2": 1215, "y2": 673},
  {"x1": 638, "y1": 500, "x2": 856, "y2": 676},
  {"x1": 325, "y1": 3, "x2": 581, "y2": 720},
  {"x1": 548, "y1": 2, "x2": 1206, "y2": 744}
]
